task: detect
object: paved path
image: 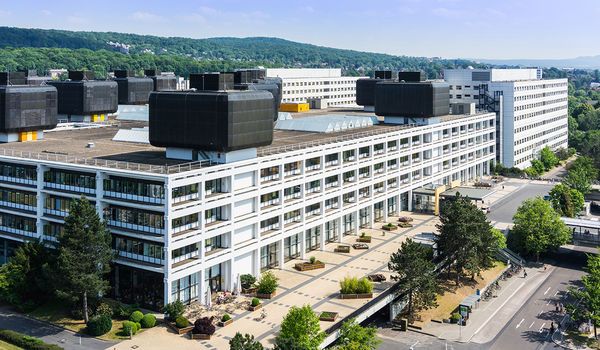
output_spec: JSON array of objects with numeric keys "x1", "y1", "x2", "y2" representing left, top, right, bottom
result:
[{"x1": 0, "y1": 305, "x2": 116, "y2": 350}]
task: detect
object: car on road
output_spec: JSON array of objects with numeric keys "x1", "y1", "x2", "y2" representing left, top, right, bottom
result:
[{"x1": 543, "y1": 195, "x2": 551, "y2": 201}]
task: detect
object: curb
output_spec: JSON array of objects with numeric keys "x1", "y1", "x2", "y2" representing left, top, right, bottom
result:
[
  {"x1": 551, "y1": 331, "x2": 572, "y2": 350},
  {"x1": 406, "y1": 327, "x2": 437, "y2": 338}
]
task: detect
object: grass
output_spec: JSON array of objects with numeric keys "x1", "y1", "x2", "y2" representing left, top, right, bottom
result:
[
  {"x1": 0, "y1": 339, "x2": 24, "y2": 350},
  {"x1": 566, "y1": 329, "x2": 599, "y2": 349},
  {"x1": 26, "y1": 299, "x2": 149, "y2": 341}
]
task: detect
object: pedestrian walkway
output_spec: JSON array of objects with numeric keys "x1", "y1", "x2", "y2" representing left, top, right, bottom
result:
[{"x1": 420, "y1": 264, "x2": 554, "y2": 343}]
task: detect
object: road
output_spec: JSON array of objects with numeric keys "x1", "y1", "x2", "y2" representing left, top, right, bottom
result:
[
  {"x1": 485, "y1": 248, "x2": 587, "y2": 350},
  {"x1": 487, "y1": 181, "x2": 554, "y2": 225},
  {"x1": 0, "y1": 305, "x2": 115, "y2": 350}
]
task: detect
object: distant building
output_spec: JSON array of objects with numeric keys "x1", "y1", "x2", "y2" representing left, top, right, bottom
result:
[
  {"x1": 444, "y1": 68, "x2": 568, "y2": 169},
  {"x1": 590, "y1": 82, "x2": 600, "y2": 89},
  {"x1": 266, "y1": 68, "x2": 361, "y2": 108}
]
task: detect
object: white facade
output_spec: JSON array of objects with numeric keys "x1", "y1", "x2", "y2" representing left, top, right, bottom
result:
[
  {"x1": 444, "y1": 69, "x2": 568, "y2": 169},
  {"x1": 266, "y1": 68, "x2": 361, "y2": 107},
  {"x1": 0, "y1": 112, "x2": 495, "y2": 309}
]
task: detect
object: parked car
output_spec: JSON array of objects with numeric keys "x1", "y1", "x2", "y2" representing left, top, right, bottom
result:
[{"x1": 543, "y1": 195, "x2": 551, "y2": 201}]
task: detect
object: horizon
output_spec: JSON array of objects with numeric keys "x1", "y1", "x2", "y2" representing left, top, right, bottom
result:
[{"x1": 0, "y1": 0, "x2": 598, "y2": 60}]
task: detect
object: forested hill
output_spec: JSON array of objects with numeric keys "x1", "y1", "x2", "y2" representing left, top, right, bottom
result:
[{"x1": 0, "y1": 26, "x2": 483, "y2": 77}]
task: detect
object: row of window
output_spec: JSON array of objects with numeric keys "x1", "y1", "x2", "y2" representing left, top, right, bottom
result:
[
  {"x1": 0, "y1": 162, "x2": 36, "y2": 182},
  {"x1": 514, "y1": 124, "x2": 568, "y2": 146},
  {"x1": 513, "y1": 97, "x2": 568, "y2": 111},
  {"x1": 514, "y1": 104, "x2": 567, "y2": 122},
  {"x1": 0, "y1": 188, "x2": 37, "y2": 208},
  {"x1": 104, "y1": 177, "x2": 165, "y2": 199},
  {"x1": 514, "y1": 114, "x2": 567, "y2": 134}
]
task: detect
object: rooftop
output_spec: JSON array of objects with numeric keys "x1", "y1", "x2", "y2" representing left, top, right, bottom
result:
[{"x1": 0, "y1": 108, "x2": 491, "y2": 175}]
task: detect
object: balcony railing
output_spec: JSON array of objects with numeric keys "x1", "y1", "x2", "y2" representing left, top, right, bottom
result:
[
  {"x1": 44, "y1": 182, "x2": 96, "y2": 195},
  {"x1": 105, "y1": 191, "x2": 165, "y2": 205},
  {"x1": 108, "y1": 220, "x2": 164, "y2": 235},
  {"x1": 43, "y1": 208, "x2": 68, "y2": 217},
  {"x1": 261, "y1": 199, "x2": 280, "y2": 208},
  {"x1": 1, "y1": 201, "x2": 36, "y2": 212},
  {"x1": 284, "y1": 169, "x2": 301, "y2": 177},
  {"x1": 0, "y1": 176, "x2": 36, "y2": 186},
  {"x1": 260, "y1": 174, "x2": 279, "y2": 183}
]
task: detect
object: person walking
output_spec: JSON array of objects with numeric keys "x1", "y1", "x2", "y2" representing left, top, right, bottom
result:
[
  {"x1": 523, "y1": 269, "x2": 528, "y2": 278},
  {"x1": 550, "y1": 322, "x2": 555, "y2": 335}
]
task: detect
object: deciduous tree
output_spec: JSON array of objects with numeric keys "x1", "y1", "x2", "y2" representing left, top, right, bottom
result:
[
  {"x1": 336, "y1": 318, "x2": 380, "y2": 350},
  {"x1": 549, "y1": 184, "x2": 584, "y2": 217},
  {"x1": 276, "y1": 305, "x2": 324, "y2": 350},
  {"x1": 567, "y1": 251, "x2": 600, "y2": 344}
]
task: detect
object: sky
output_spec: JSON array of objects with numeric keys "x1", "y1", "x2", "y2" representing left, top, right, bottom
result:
[{"x1": 0, "y1": 0, "x2": 597, "y2": 60}]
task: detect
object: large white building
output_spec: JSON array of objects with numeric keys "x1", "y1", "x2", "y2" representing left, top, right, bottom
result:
[
  {"x1": 266, "y1": 68, "x2": 361, "y2": 107},
  {"x1": 0, "y1": 109, "x2": 494, "y2": 310},
  {"x1": 444, "y1": 68, "x2": 568, "y2": 169}
]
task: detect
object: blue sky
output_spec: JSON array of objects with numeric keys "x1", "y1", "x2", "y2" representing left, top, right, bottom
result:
[{"x1": 0, "y1": 0, "x2": 597, "y2": 59}]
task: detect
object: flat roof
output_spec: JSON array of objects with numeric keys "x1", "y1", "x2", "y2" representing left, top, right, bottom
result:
[
  {"x1": 0, "y1": 108, "x2": 492, "y2": 174},
  {"x1": 441, "y1": 187, "x2": 496, "y2": 200}
]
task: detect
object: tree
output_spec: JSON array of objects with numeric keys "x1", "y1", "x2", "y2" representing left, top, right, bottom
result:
[
  {"x1": 490, "y1": 228, "x2": 507, "y2": 250},
  {"x1": 388, "y1": 239, "x2": 438, "y2": 317},
  {"x1": 539, "y1": 146, "x2": 559, "y2": 171},
  {"x1": 509, "y1": 197, "x2": 571, "y2": 261},
  {"x1": 229, "y1": 332, "x2": 264, "y2": 350},
  {"x1": 571, "y1": 156, "x2": 598, "y2": 181},
  {"x1": 0, "y1": 240, "x2": 56, "y2": 311},
  {"x1": 565, "y1": 167, "x2": 593, "y2": 195},
  {"x1": 549, "y1": 184, "x2": 584, "y2": 217},
  {"x1": 436, "y1": 193, "x2": 497, "y2": 285},
  {"x1": 335, "y1": 318, "x2": 380, "y2": 350},
  {"x1": 56, "y1": 196, "x2": 114, "y2": 323},
  {"x1": 276, "y1": 305, "x2": 325, "y2": 350},
  {"x1": 566, "y1": 251, "x2": 600, "y2": 344},
  {"x1": 577, "y1": 109, "x2": 599, "y2": 132}
]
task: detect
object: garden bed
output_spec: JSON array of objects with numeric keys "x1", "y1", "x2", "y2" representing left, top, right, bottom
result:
[
  {"x1": 335, "y1": 245, "x2": 350, "y2": 253},
  {"x1": 398, "y1": 217, "x2": 413, "y2": 223},
  {"x1": 219, "y1": 318, "x2": 233, "y2": 327},
  {"x1": 242, "y1": 287, "x2": 257, "y2": 294},
  {"x1": 249, "y1": 304, "x2": 262, "y2": 311},
  {"x1": 399, "y1": 223, "x2": 413, "y2": 228},
  {"x1": 256, "y1": 292, "x2": 276, "y2": 299},
  {"x1": 352, "y1": 243, "x2": 369, "y2": 250},
  {"x1": 357, "y1": 237, "x2": 372, "y2": 243},
  {"x1": 319, "y1": 312, "x2": 338, "y2": 322},
  {"x1": 294, "y1": 262, "x2": 325, "y2": 271},
  {"x1": 190, "y1": 333, "x2": 211, "y2": 340},
  {"x1": 167, "y1": 321, "x2": 194, "y2": 334},
  {"x1": 339, "y1": 293, "x2": 373, "y2": 299},
  {"x1": 382, "y1": 225, "x2": 397, "y2": 231}
]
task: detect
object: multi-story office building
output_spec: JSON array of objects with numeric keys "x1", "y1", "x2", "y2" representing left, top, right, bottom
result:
[
  {"x1": 444, "y1": 69, "x2": 568, "y2": 169},
  {"x1": 266, "y1": 68, "x2": 361, "y2": 107},
  {"x1": 0, "y1": 108, "x2": 494, "y2": 309}
]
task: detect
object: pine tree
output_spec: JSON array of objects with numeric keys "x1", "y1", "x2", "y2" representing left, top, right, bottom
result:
[{"x1": 56, "y1": 196, "x2": 114, "y2": 323}]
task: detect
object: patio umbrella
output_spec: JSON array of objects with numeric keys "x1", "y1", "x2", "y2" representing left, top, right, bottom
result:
[{"x1": 205, "y1": 284, "x2": 211, "y2": 310}]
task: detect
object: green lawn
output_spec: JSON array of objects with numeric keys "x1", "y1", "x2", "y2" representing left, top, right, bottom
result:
[
  {"x1": 0, "y1": 339, "x2": 24, "y2": 350},
  {"x1": 26, "y1": 299, "x2": 148, "y2": 341}
]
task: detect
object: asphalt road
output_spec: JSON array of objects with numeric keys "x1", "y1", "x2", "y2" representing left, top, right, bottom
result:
[
  {"x1": 487, "y1": 181, "x2": 554, "y2": 224},
  {"x1": 0, "y1": 305, "x2": 116, "y2": 350},
  {"x1": 485, "y1": 248, "x2": 588, "y2": 350}
]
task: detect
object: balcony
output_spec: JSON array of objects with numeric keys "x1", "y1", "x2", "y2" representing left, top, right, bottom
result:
[
  {"x1": 44, "y1": 182, "x2": 96, "y2": 195},
  {"x1": 260, "y1": 199, "x2": 280, "y2": 208},
  {"x1": 305, "y1": 164, "x2": 320, "y2": 172},
  {"x1": 411, "y1": 158, "x2": 421, "y2": 164},
  {"x1": 284, "y1": 217, "x2": 301, "y2": 226},
  {"x1": 359, "y1": 172, "x2": 370, "y2": 179},
  {"x1": 284, "y1": 169, "x2": 301, "y2": 177},
  {"x1": 325, "y1": 182, "x2": 339, "y2": 189},
  {"x1": 172, "y1": 222, "x2": 199, "y2": 235},
  {"x1": 400, "y1": 178, "x2": 409, "y2": 184},
  {"x1": 117, "y1": 251, "x2": 164, "y2": 266},
  {"x1": 452, "y1": 131, "x2": 458, "y2": 136},
  {"x1": 0, "y1": 176, "x2": 36, "y2": 186},
  {"x1": 388, "y1": 146, "x2": 398, "y2": 152},
  {"x1": 343, "y1": 177, "x2": 355, "y2": 183},
  {"x1": 412, "y1": 141, "x2": 421, "y2": 146},
  {"x1": 43, "y1": 208, "x2": 68, "y2": 218},
  {"x1": 305, "y1": 187, "x2": 321, "y2": 195},
  {"x1": 359, "y1": 153, "x2": 370, "y2": 159},
  {"x1": 374, "y1": 187, "x2": 384, "y2": 193},
  {"x1": 400, "y1": 143, "x2": 409, "y2": 149},
  {"x1": 413, "y1": 175, "x2": 421, "y2": 180},
  {"x1": 325, "y1": 160, "x2": 339, "y2": 167},
  {"x1": 374, "y1": 149, "x2": 384, "y2": 155},
  {"x1": 1, "y1": 201, "x2": 36, "y2": 212},
  {"x1": 374, "y1": 168, "x2": 384, "y2": 174},
  {"x1": 260, "y1": 174, "x2": 279, "y2": 183},
  {"x1": 443, "y1": 164, "x2": 450, "y2": 169},
  {"x1": 305, "y1": 210, "x2": 321, "y2": 218},
  {"x1": 105, "y1": 191, "x2": 165, "y2": 205},
  {"x1": 108, "y1": 220, "x2": 164, "y2": 236},
  {"x1": 387, "y1": 165, "x2": 398, "y2": 171},
  {"x1": 343, "y1": 156, "x2": 356, "y2": 162},
  {"x1": 388, "y1": 181, "x2": 398, "y2": 188},
  {"x1": 284, "y1": 193, "x2": 301, "y2": 202},
  {"x1": 443, "y1": 133, "x2": 450, "y2": 139}
]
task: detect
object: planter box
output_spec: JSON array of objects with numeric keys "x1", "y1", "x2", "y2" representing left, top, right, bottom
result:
[
  {"x1": 398, "y1": 217, "x2": 413, "y2": 223},
  {"x1": 339, "y1": 293, "x2": 373, "y2": 299},
  {"x1": 294, "y1": 262, "x2": 325, "y2": 271},
  {"x1": 190, "y1": 333, "x2": 211, "y2": 340},
  {"x1": 319, "y1": 312, "x2": 338, "y2": 322},
  {"x1": 335, "y1": 246, "x2": 350, "y2": 253},
  {"x1": 382, "y1": 226, "x2": 397, "y2": 231},
  {"x1": 249, "y1": 304, "x2": 262, "y2": 311},
  {"x1": 352, "y1": 243, "x2": 369, "y2": 250},
  {"x1": 399, "y1": 223, "x2": 413, "y2": 228},
  {"x1": 367, "y1": 274, "x2": 387, "y2": 282},
  {"x1": 257, "y1": 291, "x2": 276, "y2": 299},
  {"x1": 219, "y1": 318, "x2": 233, "y2": 327},
  {"x1": 242, "y1": 287, "x2": 257, "y2": 294},
  {"x1": 357, "y1": 237, "x2": 372, "y2": 243},
  {"x1": 167, "y1": 321, "x2": 194, "y2": 335}
]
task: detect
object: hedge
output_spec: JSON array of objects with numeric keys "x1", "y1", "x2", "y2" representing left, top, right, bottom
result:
[{"x1": 0, "y1": 328, "x2": 63, "y2": 350}]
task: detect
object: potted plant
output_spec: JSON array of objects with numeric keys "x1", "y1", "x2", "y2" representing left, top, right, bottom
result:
[
  {"x1": 294, "y1": 256, "x2": 326, "y2": 271},
  {"x1": 163, "y1": 301, "x2": 193, "y2": 334},
  {"x1": 190, "y1": 316, "x2": 215, "y2": 340},
  {"x1": 167, "y1": 316, "x2": 194, "y2": 334},
  {"x1": 335, "y1": 245, "x2": 351, "y2": 253},
  {"x1": 382, "y1": 223, "x2": 397, "y2": 231},
  {"x1": 219, "y1": 314, "x2": 233, "y2": 327},
  {"x1": 339, "y1": 276, "x2": 373, "y2": 299},
  {"x1": 249, "y1": 297, "x2": 262, "y2": 311},
  {"x1": 256, "y1": 271, "x2": 279, "y2": 299},
  {"x1": 240, "y1": 274, "x2": 257, "y2": 293},
  {"x1": 357, "y1": 232, "x2": 372, "y2": 242},
  {"x1": 319, "y1": 311, "x2": 338, "y2": 322}
]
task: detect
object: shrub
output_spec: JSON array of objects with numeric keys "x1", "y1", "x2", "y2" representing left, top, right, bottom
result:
[
  {"x1": 162, "y1": 300, "x2": 185, "y2": 322},
  {"x1": 361, "y1": 232, "x2": 366, "y2": 237},
  {"x1": 251, "y1": 298, "x2": 260, "y2": 307},
  {"x1": 117, "y1": 302, "x2": 140, "y2": 320},
  {"x1": 221, "y1": 314, "x2": 231, "y2": 322},
  {"x1": 135, "y1": 322, "x2": 141, "y2": 332},
  {"x1": 122, "y1": 321, "x2": 138, "y2": 335},
  {"x1": 256, "y1": 271, "x2": 279, "y2": 294},
  {"x1": 129, "y1": 310, "x2": 144, "y2": 323},
  {"x1": 340, "y1": 276, "x2": 359, "y2": 294},
  {"x1": 387, "y1": 223, "x2": 394, "y2": 227},
  {"x1": 450, "y1": 313, "x2": 460, "y2": 323},
  {"x1": 0, "y1": 328, "x2": 63, "y2": 350},
  {"x1": 240, "y1": 274, "x2": 257, "y2": 289},
  {"x1": 87, "y1": 314, "x2": 112, "y2": 336},
  {"x1": 175, "y1": 316, "x2": 189, "y2": 329},
  {"x1": 69, "y1": 306, "x2": 84, "y2": 320},
  {"x1": 309, "y1": 256, "x2": 316, "y2": 264},
  {"x1": 95, "y1": 302, "x2": 113, "y2": 317},
  {"x1": 141, "y1": 314, "x2": 156, "y2": 328},
  {"x1": 193, "y1": 316, "x2": 216, "y2": 335},
  {"x1": 356, "y1": 277, "x2": 373, "y2": 294}
]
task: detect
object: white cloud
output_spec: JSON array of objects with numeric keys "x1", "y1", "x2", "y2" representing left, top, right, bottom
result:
[
  {"x1": 129, "y1": 11, "x2": 166, "y2": 22},
  {"x1": 67, "y1": 16, "x2": 87, "y2": 25},
  {"x1": 41, "y1": 10, "x2": 52, "y2": 16},
  {"x1": 0, "y1": 10, "x2": 11, "y2": 17}
]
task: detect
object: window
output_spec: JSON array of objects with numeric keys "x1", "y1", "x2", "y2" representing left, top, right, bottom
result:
[
  {"x1": 171, "y1": 273, "x2": 198, "y2": 304},
  {"x1": 205, "y1": 178, "x2": 225, "y2": 196},
  {"x1": 205, "y1": 207, "x2": 223, "y2": 224},
  {"x1": 104, "y1": 176, "x2": 164, "y2": 200},
  {"x1": 205, "y1": 236, "x2": 223, "y2": 252},
  {"x1": 0, "y1": 162, "x2": 36, "y2": 182},
  {"x1": 44, "y1": 169, "x2": 95, "y2": 192},
  {"x1": 106, "y1": 206, "x2": 164, "y2": 233}
]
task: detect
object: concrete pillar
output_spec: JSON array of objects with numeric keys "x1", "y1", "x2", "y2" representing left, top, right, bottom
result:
[
  {"x1": 199, "y1": 268, "x2": 206, "y2": 305},
  {"x1": 337, "y1": 217, "x2": 343, "y2": 243},
  {"x1": 36, "y1": 164, "x2": 45, "y2": 240},
  {"x1": 300, "y1": 229, "x2": 306, "y2": 259},
  {"x1": 319, "y1": 223, "x2": 325, "y2": 251},
  {"x1": 163, "y1": 179, "x2": 172, "y2": 307},
  {"x1": 278, "y1": 239, "x2": 285, "y2": 268},
  {"x1": 407, "y1": 190, "x2": 413, "y2": 211},
  {"x1": 253, "y1": 244, "x2": 260, "y2": 277},
  {"x1": 354, "y1": 209, "x2": 359, "y2": 235},
  {"x1": 383, "y1": 200, "x2": 389, "y2": 223}
]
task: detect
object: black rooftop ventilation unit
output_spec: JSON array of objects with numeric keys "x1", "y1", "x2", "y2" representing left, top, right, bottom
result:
[
  {"x1": 398, "y1": 71, "x2": 427, "y2": 82},
  {"x1": 69, "y1": 70, "x2": 95, "y2": 81},
  {"x1": 234, "y1": 77, "x2": 282, "y2": 121},
  {"x1": 149, "y1": 90, "x2": 274, "y2": 152},
  {"x1": 0, "y1": 72, "x2": 27, "y2": 86},
  {"x1": 189, "y1": 73, "x2": 234, "y2": 91},
  {"x1": 0, "y1": 85, "x2": 58, "y2": 133},
  {"x1": 375, "y1": 81, "x2": 449, "y2": 118},
  {"x1": 375, "y1": 70, "x2": 398, "y2": 80},
  {"x1": 113, "y1": 70, "x2": 153, "y2": 104},
  {"x1": 48, "y1": 71, "x2": 118, "y2": 116}
]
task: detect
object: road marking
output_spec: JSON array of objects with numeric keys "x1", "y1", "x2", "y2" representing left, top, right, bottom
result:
[
  {"x1": 529, "y1": 321, "x2": 535, "y2": 328},
  {"x1": 538, "y1": 309, "x2": 543, "y2": 316},
  {"x1": 554, "y1": 290, "x2": 560, "y2": 297},
  {"x1": 410, "y1": 340, "x2": 419, "y2": 350},
  {"x1": 546, "y1": 300, "x2": 550, "y2": 305},
  {"x1": 539, "y1": 323, "x2": 546, "y2": 333},
  {"x1": 544, "y1": 287, "x2": 551, "y2": 295},
  {"x1": 516, "y1": 318, "x2": 524, "y2": 328}
]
